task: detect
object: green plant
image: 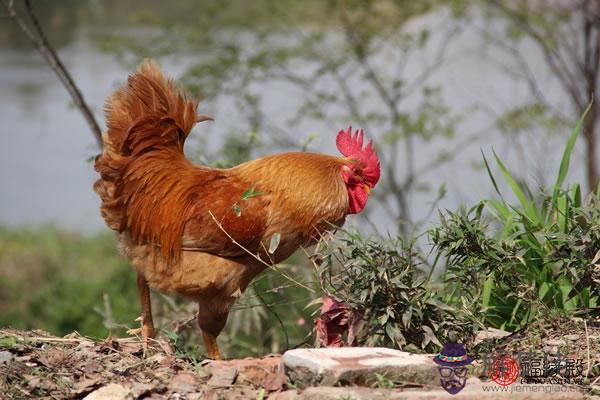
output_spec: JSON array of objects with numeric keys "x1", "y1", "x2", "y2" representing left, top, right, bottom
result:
[
  {"x1": 373, "y1": 372, "x2": 396, "y2": 389},
  {"x1": 0, "y1": 225, "x2": 317, "y2": 359},
  {"x1": 431, "y1": 105, "x2": 600, "y2": 331},
  {"x1": 0, "y1": 225, "x2": 139, "y2": 336},
  {"x1": 315, "y1": 230, "x2": 479, "y2": 352}
]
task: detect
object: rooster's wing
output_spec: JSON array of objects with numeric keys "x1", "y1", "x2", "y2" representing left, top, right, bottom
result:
[{"x1": 180, "y1": 172, "x2": 272, "y2": 258}]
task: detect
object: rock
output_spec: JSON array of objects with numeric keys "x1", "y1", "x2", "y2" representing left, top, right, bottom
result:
[
  {"x1": 0, "y1": 350, "x2": 15, "y2": 365},
  {"x1": 205, "y1": 356, "x2": 281, "y2": 387},
  {"x1": 282, "y1": 347, "x2": 438, "y2": 388},
  {"x1": 204, "y1": 387, "x2": 260, "y2": 400},
  {"x1": 169, "y1": 371, "x2": 198, "y2": 393},
  {"x1": 474, "y1": 328, "x2": 511, "y2": 345},
  {"x1": 72, "y1": 377, "x2": 102, "y2": 396},
  {"x1": 207, "y1": 367, "x2": 238, "y2": 388},
  {"x1": 564, "y1": 334, "x2": 579, "y2": 341},
  {"x1": 262, "y1": 369, "x2": 287, "y2": 392},
  {"x1": 37, "y1": 348, "x2": 68, "y2": 368},
  {"x1": 270, "y1": 390, "x2": 300, "y2": 400},
  {"x1": 129, "y1": 382, "x2": 154, "y2": 398},
  {"x1": 83, "y1": 384, "x2": 133, "y2": 400}
]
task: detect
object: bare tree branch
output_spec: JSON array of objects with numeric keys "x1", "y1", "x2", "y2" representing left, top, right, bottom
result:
[
  {"x1": 487, "y1": 0, "x2": 600, "y2": 190},
  {"x1": 489, "y1": 0, "x2": 585, "y2": 109},
  {"x1": 2, "y1": 0, "x2": 103, "y2": 149}
]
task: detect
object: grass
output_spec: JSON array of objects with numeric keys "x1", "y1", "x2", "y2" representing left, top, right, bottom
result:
[
  {"x1": 0, "y1": 225, "x2": 138, "y2": 337},
  {"x1": 0, "y1": 224, "x2": 317, "y2": 359}
]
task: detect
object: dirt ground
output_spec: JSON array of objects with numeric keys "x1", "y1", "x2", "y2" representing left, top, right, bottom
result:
[{"x1": 1, "y1": 319, "x2": 599, "y2": 399}]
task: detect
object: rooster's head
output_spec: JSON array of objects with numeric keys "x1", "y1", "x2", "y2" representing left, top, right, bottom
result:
[{"x1": 336, "y1": 127, "x2": 380, "y2": 214}]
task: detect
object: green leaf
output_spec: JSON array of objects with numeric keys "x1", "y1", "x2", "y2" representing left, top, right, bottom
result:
[
  {"x1": 482, "y1": 150, "x2": 502, "y2": 198},
  {"x1": 556, "y1": 193, "x2": 568, "y2": 233},
  {"x1": 508, "y1": 298, "x2": 523, "y2": 327},
  {"x1": 232, "y1": 202, "x2": 242, "y2": 216},
  {"x1": 493, "y1": 150, "x2": 540, "y2": 224},
  {"x1": 0, "y1": 335, "x2": 18, "y2": 348},
  {"x1": 268, "y1": 233, "x2": 281, "y2": 254},
  {"x1": 437, "y1": 183, "x2": 447, "y2": 199},
  {"x1": 241, "y1": 187, "x2": 262, "y2": 200},
  {"x1": 571, "y1": 183, "x2": 582, "y2": 207},
  {"x1": 538, "y1": 282, "x2": 551, "y2": 301},
  {"x1": 552, "y1": 102, "x2": 592, "y2": 204},
  {"x1": 482, "y1": 274, "x2": 494, "y2": 308},
  {"x1": 486, "y1": 199, "x2": 511, "y2": 221}
]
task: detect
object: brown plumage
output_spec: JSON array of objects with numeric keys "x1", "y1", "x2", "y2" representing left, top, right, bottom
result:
[{"x1": 94, "y1": 60, "x2": 380, "y2": 358}]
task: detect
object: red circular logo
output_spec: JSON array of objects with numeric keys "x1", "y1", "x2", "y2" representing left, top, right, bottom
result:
[{"x1": 490, "y1": 355, "x2": 519, "y2": 386}]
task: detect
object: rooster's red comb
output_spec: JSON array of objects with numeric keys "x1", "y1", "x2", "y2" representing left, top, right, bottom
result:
[{"x1": 336, "y1": 126, "x2": 380, "y2": 187}]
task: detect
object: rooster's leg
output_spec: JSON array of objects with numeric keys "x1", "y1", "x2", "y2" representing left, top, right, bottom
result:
[
  {"x1": 197, "y1": 306, "x2": 227, "y2": 360},
  {"x1": 136, "y1": 273, "x2": 155, "y2": 343},
  {"x1": 202, "y1": 332, "x2": 221, "y2": 360}
]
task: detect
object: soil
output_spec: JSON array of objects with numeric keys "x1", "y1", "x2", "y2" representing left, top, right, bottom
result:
[{"x1": 1, "y1": 319, "x2": 599, "y2": 399}]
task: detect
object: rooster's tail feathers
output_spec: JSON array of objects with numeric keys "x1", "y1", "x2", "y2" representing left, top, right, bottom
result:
[
  {"x1": 103, "y1": 59, "x2": 198, "y2": 157},
  {"x1": 94, "y1": 60, "x2": 200, "y2": 231}
]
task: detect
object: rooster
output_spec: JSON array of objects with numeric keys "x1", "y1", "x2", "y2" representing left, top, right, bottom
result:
[{"x1": 94, "y1": 60, "x2": 380, "y2": 359}]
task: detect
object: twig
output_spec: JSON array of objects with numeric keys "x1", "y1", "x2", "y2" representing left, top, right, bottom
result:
[
  {"x1": 253, "y1": 287, "x2": 290, "y2": 351},
  {"x1": 584, "y1": 319, "x2": 591, "y2": 378},
  {"x1": 21, "y1": 336, "x2": 91, "y2": 344},
  {"x1": 207, "y1": 210, "x2": 315, "y2": 293},
  {"x1": 173, "y1": 312, "x2": 199, "y2": 334},
  {"x1": 2, "y1": 0, "x2": 103, "y2": 148}
]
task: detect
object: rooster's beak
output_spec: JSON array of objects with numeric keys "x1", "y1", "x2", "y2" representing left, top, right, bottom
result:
[
  {"x1": 364, "y1": 184, "x2": 371, "y2": 194},
  {"x1": 197, "y1": 114, "x2": 214, "y2": 122}
]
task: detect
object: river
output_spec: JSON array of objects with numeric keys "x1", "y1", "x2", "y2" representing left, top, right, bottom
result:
[{"x1": 0, "y1": 5, "x2": 584, "y2": 236}]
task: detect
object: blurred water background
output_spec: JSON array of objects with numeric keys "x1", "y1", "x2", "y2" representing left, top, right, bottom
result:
[{"x1": 0, "y1": 1, "x2": 581, "y2": 234}]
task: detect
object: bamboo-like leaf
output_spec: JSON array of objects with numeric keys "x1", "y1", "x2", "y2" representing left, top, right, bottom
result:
[
  {"x1": 572, "y1": 183, "x2": 582, "y2": 208},
  {"x1": 552, "y1": 101, "x2": 592, "y2": 205},
  {"x1": 482, "y1": 274, "x2": 494, "y2": 308},
  {"x1": 482, "y1": 150, "x2": 502, "y2": 198},
  {"x1": 538, "y1": 282, "x2": 550, "y2": 301},
  {"x1": 493, "y1": 150, "x2": 539, "y2": 224},
  {"x1": 241, "y1": 187, "x2": 262, "y2": 200},
  {"x1": 268, "y1": 233, "x2": 281, "y2": 254},
  {"x1": 486, "y1": 199, "x2": 512, "y2": 222},
  {"x1": 508, "y1": 298, "x2": 522, "y2": 327},
  {"x1": 556, "y1": 192, "x2": 568, "y2": 233}
]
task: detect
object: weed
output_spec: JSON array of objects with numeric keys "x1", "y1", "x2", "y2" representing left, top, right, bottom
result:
[
  {"x1": 314, "y1": 230, "x2": 479, "y2": 351},
  {"x1": 432, "y1": 104, "x2": 600, "y2": 330}
]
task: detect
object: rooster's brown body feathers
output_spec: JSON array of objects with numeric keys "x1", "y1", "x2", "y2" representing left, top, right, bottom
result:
[{"x1": 94, "y1": 61, "x2": 352, "y2": 339}]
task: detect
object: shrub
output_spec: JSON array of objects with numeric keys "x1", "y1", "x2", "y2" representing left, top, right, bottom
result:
[
  {"x1": 431, "y1": 106, "x2": 600, "y2": 330},
  {"x1": 314, "y1": 230, "x2": 480, "y2": 352}
]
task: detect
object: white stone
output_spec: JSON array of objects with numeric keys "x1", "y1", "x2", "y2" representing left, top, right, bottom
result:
[
  {"x1": 83, "y1": 384, "x2": 133, "y2": 400},
  {"x1": 283, "y1": 347, "x2": 439, "y2": 387}
]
